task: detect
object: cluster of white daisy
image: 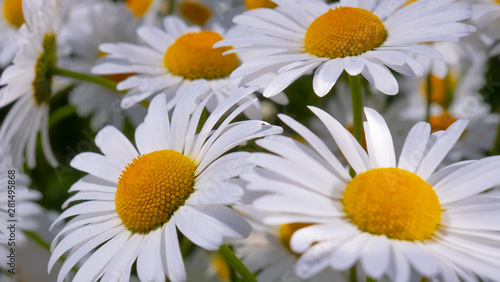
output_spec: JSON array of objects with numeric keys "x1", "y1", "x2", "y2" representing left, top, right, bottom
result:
[{"x1": 0, "y1": 0, "x2": 499, "y2": 281}]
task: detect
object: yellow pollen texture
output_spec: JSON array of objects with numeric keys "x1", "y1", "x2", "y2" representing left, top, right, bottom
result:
[
  {"x1": 3, "y1": 0, "x2": 24, "y2": 28},
  {"x1": 429, "y1": 111, "x2": 458, "y2": 133},
  {"x1": 305, "y1": 7, "x2": 387, "y2": 58},
  {"x1": 115, "y1": 150, "x2": 195, "y2": 233},
  {"x1": 125, "y1": 0, "x2": 154, "y2": 17},
  {"x1": 279, "y1": 223, "x2": 312, "y2": 253},
  {"x1": 343, "y1": 167, "x2": 441, "y2": 241},
  {"x1": 244, "y1": 0, "x2": 277, "y2": 10},
  {"x1": 179, "y1": 1, "x2": 211, "y2": 26},
  {"x1": 164, "y1": 31, "x2": 239, "y2": 80}
]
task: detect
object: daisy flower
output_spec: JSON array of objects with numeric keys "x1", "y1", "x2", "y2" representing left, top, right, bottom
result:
[
  {"x1": 48, "y1": 82, "x2": 282, "y2": 282},
  {"x1": 215, "y1": 0, "x2": 475, "y2": 97},
  {"x1": 0, "y1": 0, "x2": 62, "y2": 168},
  {"x1": 61, "y1": 1, "x2": 146, "y2": 131},
  {"x1": 92, "y1": 15, "x2": 284, "y2": 119},
  {"x1": 242, "y1": 107, "x2": 500, "y2": 281},
  {"x1": 233, "y1": 206, "x2": 347, "y2": 282},
  {"x1": 124, "y1": 0, "x2": 162, "y2": 25},
  {"x1": 0, "y1": 0, "x2": 25, "y2": 67}
]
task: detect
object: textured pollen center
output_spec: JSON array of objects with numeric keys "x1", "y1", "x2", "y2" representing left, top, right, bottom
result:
[
  {"x1": 179, "y1": 1, "x2": 211, "y2": 26},
  {"x1": 343, "y1": 167, "x2": 441, "y2": 241},
  {"x1": 125, "y1": 0, "x2": 154, "y2": 17},
  {"x1": 164, "y1": 31, "x2": 239, "y2": 80},
  {"x1": 115, "y1": 150, "x2": 195, "y2": 234},
  {"x1": 305, "y1": 7, "x2": 387, "y2": 58},
  {"x1": 3, "y1": 0, "x2": 24, "y2": 28},
  {"x1": 244, "y1": 0, "x2": 277, "y2": 10}
]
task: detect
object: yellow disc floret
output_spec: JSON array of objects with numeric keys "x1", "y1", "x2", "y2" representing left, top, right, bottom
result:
[
  {"x1": 244, "y1": 0, "x2": 277, "y2": 10},
  {"x1": 164, "y1": 31, "x2": 239, "y2": 80},
  {"x1": 3, "y1": 0, "x2": 24, "y2": 28},
  {"x1": 179, "y1": 1, "x2": 211, "y2": 26},
  {"x1": 115, "y1": 150, "x2": 195, "y2": 233},
  {"x1": 429, "y1": 111, "x2": 458, "y2": 133},
  {"x1": 279, "y1": 223, "x2": 312, "y2": 253},
  {"x1": 125, "y1": 0, "x2": 154, "y2": 17},
  {"x1": 305, "y1": 7, "x2": 387, "y2": 58},
  {"x1": 343, "y1": 167, "x2": 441, "y2": 241}
]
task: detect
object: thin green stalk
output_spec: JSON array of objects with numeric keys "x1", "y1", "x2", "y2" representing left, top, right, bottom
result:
[
  {"x1": 426, "y1": 73, "x2": 432, "y2": 122},
  {"x1": 51, "y1": 67, "x2": 118, "y2": 92},
  {"x1": 491, "y1": 116, "x2": 500, "y2": 156},
  {"x1": 49, "y1": 104, "x2": 76, "y2": 128},
  {"x1": 349, "y1": 266, "x2": 357, "y2": 282},
  {"x1": 348, "y1": 74, "x2": 363, "y2": 146},
  {"x1": 366, "y1": 277, "x2": 377, "y2": 282},
  {"x1": 168, "y1": 0, "x2": 176, "y2": 14},
  {"x1": 218, "y1": 244, "x2": 257, "y2": 282}
]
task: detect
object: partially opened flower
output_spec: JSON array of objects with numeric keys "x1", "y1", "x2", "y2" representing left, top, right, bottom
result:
[
  {"x1": 0, "y1": 0, "x2": 62, "y2": 168},
  {"x1": 216, "y1": 0, "x2": 475, "y2": 97},
  {"x1": 242, "y1": 107, "x2": 500, "y2": 281},
  {"x1": 92, "y1": 15, "x2": 277, "y2": 119},
  {"x1": 48, "y1": 83, "x2": 282, "y2": 282}
]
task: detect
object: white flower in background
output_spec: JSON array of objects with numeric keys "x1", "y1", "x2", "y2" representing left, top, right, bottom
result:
[
  {"x1": 242, "y1": 107, "x2": 500, "y2": 281},
  {"x1": 399, "y1": 51, "x2": 498, "y2": 161},
  {"x1": 471, "y1": 0, "x2": 500, "y2": 29},
  {"x1": 233, "y1": 206, "x2": 348, "y2": 282},
  {"x1": 215, "y1": 0, "x2": 475, "y2": 97},
  {"x1": 0, "y1": 0, "x2": 25, "y2": 67},
  {"x1": 0, "y1": 0, "x2": 63, "y2": 168},
  {"x1": 124, "y1": 0, "x2": 162, "y2": 25},
  {"x1": 61, "y1": 1, "x2": 146, "y2": 131},
  {"x1": 48, "y1": 83, "x2": 282, "y2": 282},
  {"x1": 0, "y1": 150, "x2": 43, "y2": 278}
]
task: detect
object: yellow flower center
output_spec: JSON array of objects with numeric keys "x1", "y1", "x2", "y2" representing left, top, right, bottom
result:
[
  {"x1": 244, "y1": 0, "x2": 277, "y2": 10},
  {"x1": 179, "y1": 1, "x2": 211, "y2": 26},
  {"x1": 305, "y1": 7, "x2": 387, "y2": 58},
  {"x1": 213, "y1": 254, "x2": 230, "y2": 281},
  {"x1": 125, "y1": 0, "x2": 154, "y2": 17},
  {"x1": 115, "y1": 150, "x2": 195, "y2": 233},
  {"x1": 33, "y1": 33, "x2": 57, "y2": 106},
  {"x1": 343, "y1": 167, "x2": 441, "y2": 241},
  {"x1": 279, "y1": 223, "x2": 312, "y2": 253},
  {"x1": 421, "y1": 74, "x2": 456, "y2": 108},
  {"x1": 3, "y1": 0, "x2": 24, "y2": 28},
  {"x1": 429, "y1": 111, "x2": 458, "y2": 133},
  {"x1": 163, "y1": 31, "x2": 239, "y2": 80}
]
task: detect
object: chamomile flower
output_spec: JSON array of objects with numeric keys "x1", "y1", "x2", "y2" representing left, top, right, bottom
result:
[
  {"x1": 48, "y1": 83, "x2": 282, "y2": 282},
  {"x1": 215, "y1": 0, "x2": 475, "y2": 97},
  {"x1": 233, "y1": 206, "x2": 347, "y2": 282},
  {"x1": 471, "y1": 0, "x2": 500, "y2": 28},
  {"x1": 0, "y1": 0, "x2": 62, "y2": 168},
  {"x1": 62, "y1": 1, "x2": 146, "y2": 131},
  {"x1": 0, "y1": 0, "x2": 25, "y2": 67},
  {"x1": 242, "y1": 107, "x2": 500, "y2": 281},
  {"x1": 92, "y1": 15, "x2": 269, "y2": 119}
]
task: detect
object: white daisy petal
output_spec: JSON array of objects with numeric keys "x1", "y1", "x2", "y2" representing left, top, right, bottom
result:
[
  {"x1": 70, "y1": 152, "x2": 122, "y2": 183},
  {"x1": 137, "y1": 229, "x2": 165, "y2": 282},
  {"x1": 364, "y1": 107, "x2": 396, "y2": 168},
  {"x1": 415, "y1": 119, "x2": 469, "y2": 180},
  {"x1": 164, "y1": 219, "x2": 185, "y2": 282},
  {"x1": 95, "y1": 126, "x2": 139, "y2": 166},
  {"x1": 343, "y1": 57, "x2": 365, "y2": 75},
  {"x1": 360, "y1": 235, "x2": 390, "y2": 279},
  {"x1": 330, "y1": 232, "x2": 370, "y2": 271},
  {"x1": 312, "y1": 59, "x2": 344, "y2": 97},
  {"x1": 398, "y1": 122, "x2": 431, "y2": 172},
  {"x1": 309, "y1": 106, "x2": 371, "y2": 174},
  {"x1": 361, "y1": 58, "x2": 399, "y2": 95}
]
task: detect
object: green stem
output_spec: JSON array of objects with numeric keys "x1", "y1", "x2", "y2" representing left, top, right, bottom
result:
[
  {"x1": 218, "y1": 244, "x2": 257, "y2": 282},
  {"x1": 426, "y1": 73, "x2": 432, "y2": 122},
  {"x1": 167, "y1": 0, "x2": 176, "y2": 14},
  {"x1": 491, "y1": 116, "x2": 500, "y2": 156},
  {"x1": 349, "y1": 266, "x2": 357, "y2": 282},
  {"x1": 51, "y1": 67, "x2": 118, "y2": 92},
  {"x1": 49, "y1": 104, "x2": 76, "y2": 128},
  {"x1": 348, "y1": 74, "x2": 363, "y2": 146},
  {"x1": 366, "y1": 277, "x2": 377, "y2": 282}
]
